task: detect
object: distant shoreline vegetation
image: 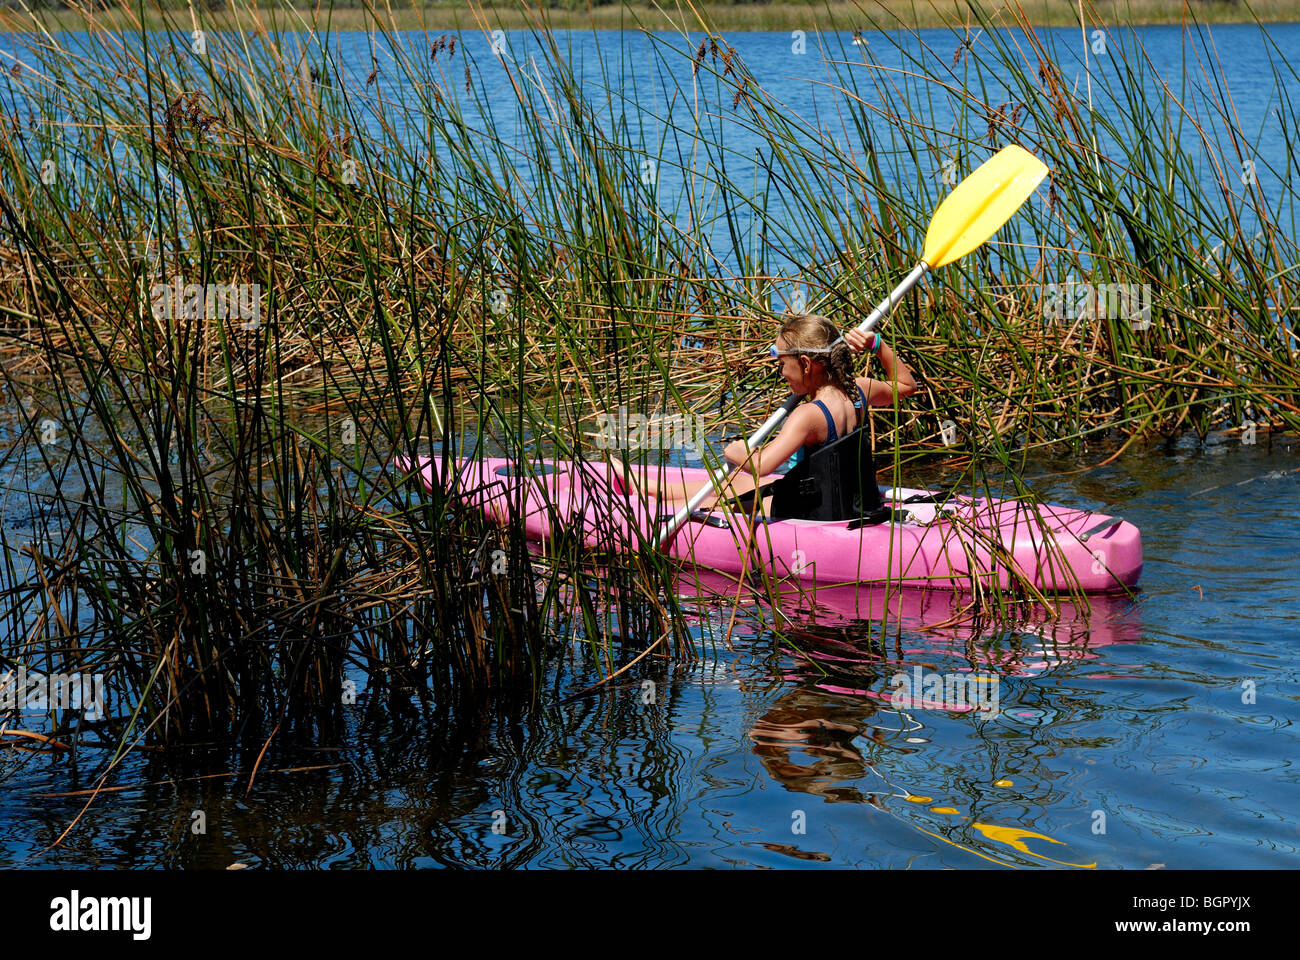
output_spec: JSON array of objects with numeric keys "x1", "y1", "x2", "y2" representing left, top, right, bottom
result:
[{"x1": 7, "y1": 0, "x2": 1299, "y2": 33}]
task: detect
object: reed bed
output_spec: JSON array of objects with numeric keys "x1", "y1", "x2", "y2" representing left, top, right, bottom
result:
[{"x1": 0, "y1": 0, "x2": 1293, "y2": 750}]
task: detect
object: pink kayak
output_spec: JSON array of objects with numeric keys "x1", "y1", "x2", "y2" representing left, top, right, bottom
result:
[{"x1": 394, "y1": 456, "x2": 1142, "y2": 594}]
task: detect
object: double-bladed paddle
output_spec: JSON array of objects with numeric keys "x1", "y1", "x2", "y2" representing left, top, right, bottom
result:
[{"x1": 654, "y1": 143, "x2": 1049, "y2": 548}]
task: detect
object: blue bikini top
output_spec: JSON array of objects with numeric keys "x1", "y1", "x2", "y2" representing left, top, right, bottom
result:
[{"x1": 784, "y1": 384, "x2": 869, "y2": 471}]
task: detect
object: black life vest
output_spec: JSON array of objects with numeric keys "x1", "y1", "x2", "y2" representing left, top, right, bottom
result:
[{"x1": 768, "y1": 422, "x2": 885, "y2": 522}]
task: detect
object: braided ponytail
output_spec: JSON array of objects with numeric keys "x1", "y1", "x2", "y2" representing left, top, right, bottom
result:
[{"x1": 827, "y1": 339, "x2": 859, "y2": 406}]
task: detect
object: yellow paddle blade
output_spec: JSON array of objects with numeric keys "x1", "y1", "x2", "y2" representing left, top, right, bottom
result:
[{"x1": 923, "y1": 145, "x2": 1048, "y2": 269}]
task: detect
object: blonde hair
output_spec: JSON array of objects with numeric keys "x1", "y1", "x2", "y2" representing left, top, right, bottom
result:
[{"x1": 778, "y1": 313, "x2": 857, "y2": 404}]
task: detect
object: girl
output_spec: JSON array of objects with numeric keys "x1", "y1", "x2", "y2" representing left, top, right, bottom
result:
[{"x1": 612, "y1": 313, "x2": 917, "y2": 506}]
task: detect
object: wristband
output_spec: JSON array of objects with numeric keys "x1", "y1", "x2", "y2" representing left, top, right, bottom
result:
[{"x1": 872, "y1": 334, "x2": 883, "y2": 355}]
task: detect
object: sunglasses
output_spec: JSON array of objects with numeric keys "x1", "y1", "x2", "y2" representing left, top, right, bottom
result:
[{"x1": 768, "y1": 336, "x2": 844, "y2": 359}]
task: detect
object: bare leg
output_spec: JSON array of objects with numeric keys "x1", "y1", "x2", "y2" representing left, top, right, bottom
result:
[
  {"x1": 606, "y1": 458, "x2": 769, "y2": 508},
  {"x1": 643, "y1": 468, "x2": 766, "y2": 508},
  {"x1": 607, "y1": 459, "x2": 698, "y2": 502}
]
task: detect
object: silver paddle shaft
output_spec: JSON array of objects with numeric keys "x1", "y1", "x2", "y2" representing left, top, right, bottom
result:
[{"x1": 653, "y1": 261, "x2": 930, "y2": 549}]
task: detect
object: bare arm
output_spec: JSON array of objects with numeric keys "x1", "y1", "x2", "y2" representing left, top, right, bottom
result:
[
  {"x1": 844, "y1": 331, "x2": 917, "y2": 405},
  {"x1": 635, "y1": 406, "x2": 816, "y2": 506},
  {"x1": 722, "y1": 404, "x2": 818, "y2": 478},
  {"x1": 616, "y1": 406, "x2": 817, "y2": 506}
]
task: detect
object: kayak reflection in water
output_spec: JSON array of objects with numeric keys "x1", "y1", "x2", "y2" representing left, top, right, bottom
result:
[{"x1": 609, "y1": 313, "x2": 917, "y2": 507}]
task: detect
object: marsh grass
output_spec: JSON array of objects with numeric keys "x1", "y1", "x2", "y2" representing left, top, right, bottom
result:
[{"x1": 0, "y1": 0, "x2": 1293, "y2": 756}]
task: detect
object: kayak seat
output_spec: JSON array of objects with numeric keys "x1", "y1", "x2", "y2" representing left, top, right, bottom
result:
[
  {"x1": 771, "y1": 422, "x2": 885, "y2": 522},
  {"x1": 735, "y1": 423, "x2": 887, "y2": 523}
]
